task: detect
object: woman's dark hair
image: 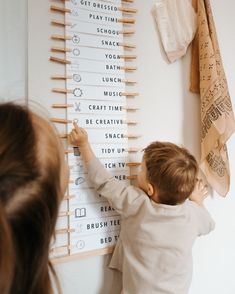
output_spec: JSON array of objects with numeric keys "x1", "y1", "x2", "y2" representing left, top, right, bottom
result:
[{"x1": 0, "y1": 103, "x2": 64, "y2": 294}]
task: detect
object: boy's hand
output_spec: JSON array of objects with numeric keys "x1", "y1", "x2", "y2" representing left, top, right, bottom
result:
[
  {"x1": 189, "y1": 179, "x2": 208, "y2": 206},
  {"x1": 68, "y1": 122, "x2": 88, "y2": 148}
]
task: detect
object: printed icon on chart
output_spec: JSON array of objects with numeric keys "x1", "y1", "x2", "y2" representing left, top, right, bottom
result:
[
  {"x1": 76, "y1": 240, "x2": 85, "y2": 250},
  {"x1": 73, "y1": 48, "x2": 80, "y2": 57},
  {"x1": 73, "y1": 147, "x2": 80, "y2": 156},
  {"x1": 74, "y1": 102, "x2": 81, "y2": 112},
  {"x1": 73, "y1": 73, "x2": 81, "y2": 82},
  {"x1": 72, "y1": 34, "x2": 80, "y2": 44},
  {"x1": 73, "y1": 88, "x2": 83, "y2": 97},
  {"x1": 75, "y1": 176, "x2": 85, "y2": 186},
  {"x1": 71, "y1": 0, "x2": 78, "y2": 6},
  {"x1": 75, "y1": 207, "x2": 86, "y2": 218},
  {"x1": 71, "y1": 9, "x2": 79, "y2": 17}
]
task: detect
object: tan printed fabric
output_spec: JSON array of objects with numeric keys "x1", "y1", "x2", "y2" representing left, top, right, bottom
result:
[{"x1": 190, "y1": 0, "x2": 235, "y2": 196}]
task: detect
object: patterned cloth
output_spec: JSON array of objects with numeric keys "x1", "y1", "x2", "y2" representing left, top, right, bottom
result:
[{"x1": 190, "y1": 0, "x2": 235, "y2": 196}]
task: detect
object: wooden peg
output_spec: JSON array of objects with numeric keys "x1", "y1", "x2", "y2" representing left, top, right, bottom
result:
[
  {"x1": 126, "y1": 162, "x2": 141, "y2": 167},
  {"x1": 50, "y1": 56, "x2": 71, "y2": 64},
  {"x1": 125, "y1": 134, "x2": 141, "y2": 139},
  {"x1": 52, "y1": 103, "x2": 73, "y2": 108},
  {"x1": 51, "y1": 75, "x2": 72, "y2": 80},
  {"x1": 59, "y1": 211, "x2": 73, "y2": 217},
  {"x1": 121, "y1": 92, "x2": 139, "y2": 97},
  {"x1": 119, "y1": 30, "x2": 135, "y2": 35},
  {"x1": 51, "y1": 34, "x2": 72, "y2": 41},
  {"x1": 118, "y1": 18, "x2": 135, "y2": 24},
  {"x1": 50, "y1": 245, "x2": 74, "y2": 253},
  {"x1": 119, "y1": 55, "x2": 137, "y2": 60},
  {"x1": 59, "y1": 133, "x2": 68, "y2": 139},
  {"x1": 119, "y1": 43, "x2": 136, "y2": 49},
  {"x1": 50, "y1": 118, "x2": 72, "y2": 124},
  {"x1": 56, "y1": 228, "x2": 75, "y2": 234},
  {"x1": 52, "y1": 88, "x2": 73, "y2": 94},
  {"x1": 127, "y1": 148, "x2": 141, "y2": 153},
  {"x1": 123, "y1": 107, "x2": 139, "y2": 111},
  {"x1": 121, "y1": 79, "x2": 137, "y2": 84},
  {"x1": 126, "y1": 120, "x2": 139, "y2": 125},
  {"x1": 63, "y1": 195, "x2": 76, "y2": 200},
  {"x1": 122, "y1": 0, "x2": 135, "y2": 3},
  {"x1": 121, "y1": 66, "x2": 137, "y2": 71},
  {"x1": 118, "y1": 7, "x2": 138, "y2": 13},
  {"x1": 127, "y1": 175, "x2": 138, "y2": 180},
  {"x1": 50, "y1": 5, "x2": 71, "y2": 13},
  {"x1": 51, "y1": 19, "x2": 72, "y2": 26},
  {"x1": 51, "y1": 47, "x2": 72, "y2": 53}
]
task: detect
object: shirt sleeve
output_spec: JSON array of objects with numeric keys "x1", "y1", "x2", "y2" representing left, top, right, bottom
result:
[
  {"x1": 188, "y1": 200, "x2": 215, "y2": 236},
  {"x1": 86, "y1": 157, "x2": 146, "y2": 217}
]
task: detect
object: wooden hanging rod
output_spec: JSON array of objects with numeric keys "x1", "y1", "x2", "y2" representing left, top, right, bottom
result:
[
  {"x1": 59, "y1": 211, "x2": 74, "y2": 217},
  {"x1": 51, "y1": 34, "x2": 72, "y2": 41},
  {"x1": 120, "y1": 30, "x2": 135, "y2": 35},
  {"x1": 50, "y1": 245, "x2": 74, "y2": 253},
  {"x1": 50, "y1": 5, "x2": 71, "y2": 14},
  {"x1": 118, "y1": 7, "x2": 138, "y2": 13},
  {"x1": 120, "y1": 66, "x2": 137, "y2": 71},
  {"x1": 118, "y1": 18, "x2": 135, "y2": 24},
  {"x1": 63, "y1": 195, "x2": 76, "y2": 200},
  {"x1": 121, "y1": 92, "x2": 139, "y2": 97},
  {"x1": 119, "y1": 43, "x2": 136, "y2": 49},
  {"x1": 122, "y1": 0, "x2": 135, "y2": 3},
  {"x1": 51, "y1": 19, "x2": 72, "y2": 26},
  {"x1": 51, "y1": 118, "x2": 72, "y2": 124},
  {"x1": 124, "y1": 134, "x2": 141, "y2": 139},
  {"x1": 51, "y1": 75, "x2": 72, "y2": 80},
  {"x1": 122, "y1": 107, "x2": 139, "y2": 111},
  {"x1": 52, "y1": 103, "x2": 73, "y2": 108},
  {"x1": 119, "y1": 55, "x2": 137, "y2": 60},
  {"x1": 121, "y1": 79, "x2": 137, "y2": 84},
  {"x1": 127, "y1": 175, "x2": 138, "y2": 180},
  {"x1": 126, "y1": 162, "x2": 141, "y2": 167},
  {"x1": 55, "y1": 228, "x2": 75, "y2": 235},
  {"x1": 51, "y1": 47, "x2": 72, "y2": 53},
  {"x1": 50, "y1": 56, "x2": 71, "y2": 64}
]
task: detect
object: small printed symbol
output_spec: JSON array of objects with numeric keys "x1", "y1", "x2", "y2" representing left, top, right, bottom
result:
[
  {"x1": 73, "y1": 88, "x2": 83, "y2": 97},
  {"x1": 73, "y1": 48, "x2": 80, "y2": 56},
  {"x1": 73, "y1": 147, "x2": 80, "y2": 156},
  {"x1": 73, "y1": 74, "x2": 81, "y2": 82},
  {"x1": 76, "y1": 240, "x2": 85, "y2": 250},
  {"x1": 74, "y1": 102, "x2": 81, "y2": 112},
  {"x1": 72, "y1": 34, "x2": 80, "y2": 44},
  {"x1": 75, "y1": 176, "x2": 85, "y2": 185},
  {"x1": 75, "y1": 208, "x2": 86, "y2": 218}
]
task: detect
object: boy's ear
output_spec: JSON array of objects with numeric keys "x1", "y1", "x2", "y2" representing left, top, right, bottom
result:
[{"x1": 147, "y1": 183, "x2": 154, "y2": 197}]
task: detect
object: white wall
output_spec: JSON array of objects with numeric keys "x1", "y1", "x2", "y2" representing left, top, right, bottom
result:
[{"x1": 27, "y1": 0, "x2": 235, "y2": 293}]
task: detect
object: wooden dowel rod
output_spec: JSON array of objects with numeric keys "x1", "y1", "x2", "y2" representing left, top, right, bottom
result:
[
  {"x1": 119, "y1": 55, "x2": 137, "y2": 60},
  {"x1": 126, "y1": 162, "x2": 141, "y2": 167},
  {"x1": 126, "y1": 120, "x2": 139, "y2": 125},
  {"x1": 59, "y1": 211, "x2": 73, "y2": 217},
  {"x1": 51, "y1": 118, "x2": 72, "y2": 124},
  {"x1": 51, "y1": 75, "x2": 72, "y2": 80},
  {"x1": 121, "y1": 79, "x2": 137, "y2": 84},
  {"x1": 51, "y1": 19, "x2": 72, "y2": 26},
  {"x1": 59, "y1": 134, "x2": 68, "y2": 139},
  {"x1": 127, "y1": 148, "x2": 141, "y2": 153},
  {"x1": 121, "y1": 92, "x2": 139, "y2": 96},
  {"x1": 56, "y1": 229, "x2": 75, "y2": 234},
  {"x1": 118, "y1": 7, "x2": 138, "y2": 13},
  {"x1": 127, "y1": 175, "x2": 138, "y2": 180},
  {"x1": 50, "y1": 245, "x2": 73, "y2": 253},
  {"x1": 119, "y1": 43, "x2": 136, "y2": 49},
  {"x1": 63, "y1": 195, "x2": 76, "y2": 200},
  {"x1": 51, "y1": 47, "x2": 72, "y2": 53},
  {"x1": 50, "y1": 5, "x2": 71, "y2": 13},
  {"x1": 122, "y1": 107, "x2": 139, "y2": 111},
  {"x1": 121, "y1": 66, "x2": 137, "y2": 71},
  {"x1": 51, "y1": 34, "x2": 72, "y2": 41},
  {"x1": 52, "y1": 88, "x2": 73, "y2": 94},
  {"x1": 120, "y1": 30, "x2": 135, "y2": 35},
  {"x1": 118, "y1": 18, "x2": 135, "y2": 24},
  {"x1": 50, "y1": 56, "x2": 71, "y2": 64},
  {"x1": 52, "y1": 103, "x2": 73, "y2": 108},
  {"x1": 122, "y1": 0, "x2": 135, "y2": 3},
  {"x1": 125, "y1": 134, "x2": 141, "y2": 138}
]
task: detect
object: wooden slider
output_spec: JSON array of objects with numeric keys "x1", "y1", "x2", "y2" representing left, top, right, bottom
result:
[
  {"x1": 51, "y1": 19, "x2": 72, "y2": 27},
  {"x1": 59, "y1": 211, "x2": 73, "y2": 217},
  {"x1": 52, "y1": 103, "x2": 73, "y2": 108},
  {"x1": 118, "y1": 7, "x2": 138, "y2": 13},
  {"x1": 51, "y1": 75, "x2": 72, "y2": 80},
  {"x1": 119, "y1": 54, "x2": 137, "y2": 60},
  {"x1": 50, "y1": 118, "x2": 72, "y2": 124},
  {"x1": 118, "y1": 18, "x2": 135, "y2": 24},
  {"x1": 124, "y1": 134, "x2": 141, "y2": 139},
  {"x1": 121, "y1": 79, "x2": 137, "y2": 84},
  {"x1": 52, "y1": 88, "x2": 72, "y2": 94},
  {"x1": 50, "y1": 5, "x2": 71, "y2": 13},
  {"x1": 121, "y1": 92, "x2": 139, "y2": 97},
  {"x1": 119, "y1": 43, "x2": 136, "y2": 49},
  {"x1": 122, "y1": 107, "x2": 139, "y2": 111},
  {"x1": 51, "y1": 34, "x2": 72, "y2": 41},
  {"x1": 126, "y1": 162, "x2": 141, "y2": 167},
  {"x1": 127, "y1": 148, "x2": 141, "y2": 153},
  {"x1": 127, "y1": 175, "x2": 138, "y2": 180},
  {"x1": 59, "y1": 133, "x2": 68, "y2": 139},
  {"x1": 50, "y1": 245, "x2": 74, "y2": 253},
  {"x1": 50, "y1": 56, "x2": 71, "y2": 64},
  {"x1": 120, "y1": 30, "x2": 135, "y2": 35},
  {"x1": 121, "y1": 66, "x2": 137, "y2": 71},
  {"x1": 51, "y1": 47, "x2": 72, "y2": 53},
  {"x1": 122, "y1": 0, "x2": 135, "y2": 3},
  {"x1": 56, "y1": 228, "x2": 75, "y2": 235},
  {"x1": 63, "y1": 195, "x2": 76, "y2": 201},
  {"x1": 125, "y1": 120, "x2": 139, "y2": 125}
]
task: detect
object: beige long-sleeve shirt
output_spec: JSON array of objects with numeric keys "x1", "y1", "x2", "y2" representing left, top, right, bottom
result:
[{"x1": 87, "y1": 158, "x2": 215, "y2": 294}]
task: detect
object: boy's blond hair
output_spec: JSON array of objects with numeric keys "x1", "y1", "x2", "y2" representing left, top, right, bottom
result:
[{"x1": 144, "y1": 142, "x2": 198, "y2": 205}]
